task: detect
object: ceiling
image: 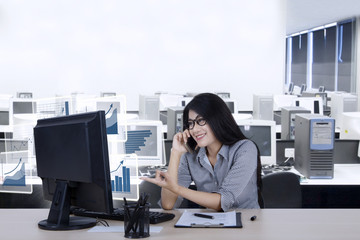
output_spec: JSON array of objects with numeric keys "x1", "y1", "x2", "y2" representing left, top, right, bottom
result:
[{"x1": 286, "y1": 0, "x2": 360, "y2": 35}]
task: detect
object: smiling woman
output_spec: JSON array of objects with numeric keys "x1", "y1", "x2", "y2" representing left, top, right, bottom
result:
[{"x1": 141, "y1": 93, "x2": 263, "y2": 211}]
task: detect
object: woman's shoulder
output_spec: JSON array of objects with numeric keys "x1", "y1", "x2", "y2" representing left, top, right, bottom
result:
[
  {"x1": 229, "y1": 139, "x2": 257, "y2": 152},
  {"x1": 230, "y1": 139, "x2": 256, "y2": 148}
]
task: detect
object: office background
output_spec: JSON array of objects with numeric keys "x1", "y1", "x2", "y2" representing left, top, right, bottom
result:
[
  {"x1": 2, "y1": 0, "x2": 360, "y2": 110},
  {"x1": 1, "y1": 0, "x2": 360, "y2": 210},
  {"x1": 0, "y1": 0, "x2": 286, "y2": 111}
]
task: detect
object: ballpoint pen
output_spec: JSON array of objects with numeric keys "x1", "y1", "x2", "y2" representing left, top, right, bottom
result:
[{"x1": 193, "y1": 213, "x2": 214, "y2": 219}]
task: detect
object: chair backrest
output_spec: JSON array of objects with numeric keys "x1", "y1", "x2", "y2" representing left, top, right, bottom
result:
[{"x1": 261, "y1": 171, "x2": 302, "y2": 208}]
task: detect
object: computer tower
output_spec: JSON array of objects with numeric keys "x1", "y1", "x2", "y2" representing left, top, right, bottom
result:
[
  {"x1": 281, "y1": 106, "x2": 310, "y2": 140},
  {"x1": 294, "y1": 114, "x2": 335, "y2": 179},
  {"x1": 167, "y1": 106, "x2": 184, "y2": 140},
  {"x1": 253, "y1": 94, "x2": 273, "y2": 120},
  {"x1": 139, "y1": 95, "x2": 160, "y2": 120}
]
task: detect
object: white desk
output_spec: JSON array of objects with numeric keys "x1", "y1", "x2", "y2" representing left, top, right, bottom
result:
[
  {"x1": 1, "y1": 208, "x2": 359, "y2": 240},
  {"x1": 294, "y1": 164, "x2": 360, "y2": 185}
]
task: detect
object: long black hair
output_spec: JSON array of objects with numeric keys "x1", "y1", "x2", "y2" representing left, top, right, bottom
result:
[
  {"x1": 183, "y1": 93, "x2": 246, "y2": 144},
  {"x1": 183, "y1": 93, "x2": 263, "y2": 207}
]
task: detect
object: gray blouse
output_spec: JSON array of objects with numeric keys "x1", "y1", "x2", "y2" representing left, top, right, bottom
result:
[{"x1": 176, "y1": 139, "x2": 260, "y2": 211}]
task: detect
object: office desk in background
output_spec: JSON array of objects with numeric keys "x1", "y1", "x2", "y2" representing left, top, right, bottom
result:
[
  {"x1": 0, "y1": 208, "x2": 359, "y2": 240},
  {"x1": 298, "y1": 164, "x2": 360, "y2": 208}
]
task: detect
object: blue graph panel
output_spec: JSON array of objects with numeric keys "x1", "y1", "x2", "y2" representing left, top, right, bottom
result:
[
  {"x1": 125, "y1": 130, "x2": 152, "y2": 154},
  {"x1": 111, "y1": 166, "x2": 131, "y2": 193},
  {"x1": 0, "y1": 144, "x2": 32, "y2": 193},
  {"x1": 3, "y1": 162, "x2": 26, "y2": 186},
  {"x1": 106, "y1": 107, "x2": 118, "y2": 135}
]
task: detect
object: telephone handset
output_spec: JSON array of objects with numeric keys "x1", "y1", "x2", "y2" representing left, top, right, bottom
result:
[{"x1": 184, "y1": 136, "x2": 197, "y2": 154}]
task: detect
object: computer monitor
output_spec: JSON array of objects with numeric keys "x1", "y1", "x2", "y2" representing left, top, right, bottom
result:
[
  {"x1": 340, "y1": 112, "x2": 360, "y2": 140},
  {"x1": 0, "y1": 111, "x2": 9, "y2": 126},
  {"x1": 236, "y1": 119, "x2": 277, "y2": 166},
  {"x1": 9, "y1": 98, "x2": 36, "y2": 125},
  {"x1": 300, "y1": 84, "x2": 307, "y2": 95},
  {"x1": 224, "y1": 99, "x2": 237, "y2": 114},
  {"x1": 178, "y1": 96, "x2": 193, "y2": 107},
  {"x1": 340, "y1": 112, "x2": 360, "y2": 158},
  {"x1": 139, "y1": 95, "x2": 160, "y2": 120},
  {"x1": 253, "y1": 94, "x2": 273, "y2": 120},
  {"x1": 273, "y1": 94, "x2": 298, "y2": 111},
  {"x1": 0, "y1": 95, "x2": 11, "y2": 126},
  {"x1": 331, "y1": 93, "x2": 358, "y2": 129},
  {"x1": 157, "y1": 93, "x2": 184, "y2": 111},
  {"x1": 287, "y1": 82, "x2": 294, "y2": 94},
  {"x1": 33, "y1": 111, "x2": 113, "y2": 230},
  {"x1": 292, "y1": 97, "x2": 323, "y2": 115}
]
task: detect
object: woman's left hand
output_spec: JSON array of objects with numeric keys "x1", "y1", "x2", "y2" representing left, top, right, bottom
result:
[{"x1": 140, "y1": 170, "x2": 179, "y2": 194}]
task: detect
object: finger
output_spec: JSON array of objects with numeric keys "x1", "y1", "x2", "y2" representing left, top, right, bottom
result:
[
  {"x1": 181, "y1": 131, "x2": 188, "y2": 143},
  {"x1": 158, "y1": 170, "x2": 168, "y2": 178},
  {"x1": 155, "y1": 169, "x2": 163, "y2": 179},
  {"x1": 184, "y1": 129, "x2": 191, "y2": 139},
  {"x1": 174, "y1": 132, "x2": 183, "y2": 142},
  {"x1": 140, "y1": 176, "x2": 157, "y2": 184}
]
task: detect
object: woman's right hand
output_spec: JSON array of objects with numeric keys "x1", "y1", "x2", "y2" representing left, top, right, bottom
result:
[{"x1": 172, "y1": 130, "x2": 192, "y2": 153}]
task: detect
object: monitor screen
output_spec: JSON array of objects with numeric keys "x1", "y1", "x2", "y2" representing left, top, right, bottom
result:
[
  {"x1": 13, "y1": 101, "x2": 35, "y2": 114},
  {"x1": 300, "y1": 84, "x2": 307, "y2": 94},
  {"x1": 224, "y1": 100, "x2": 235, "y2": 114},
  {"x1": 288, "y1": 82, "x2": 294, "y2": 94},
  {"x1": 9, "y1": 99, "x2": 37, "y2": 126},
  {"x1": 236, "y1": 119, "x2": 276, "y2": 166},
  {"x1": 33, "y1": 111, "x2": 113, "y2": 230},
  {"x1": 0, "y1": 111, "x2": 9, "y2": 125}
]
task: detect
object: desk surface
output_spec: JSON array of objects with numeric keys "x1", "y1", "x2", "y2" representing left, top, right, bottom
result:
[
  {"x1": 1, "y1": 208, "x2": 359, "y2": 240},
  {"x1": 297, "y1": 164, "x2": 360, "y2": 185}
]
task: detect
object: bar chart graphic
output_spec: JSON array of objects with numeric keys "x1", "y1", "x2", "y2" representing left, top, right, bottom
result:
[
  {"x1": 36, "y1": 97, "x2": 71, "y2": 119},
  {"x1": 124, "y1": 127, "x2": 157, "y2": 156},
  {"x1": 110, "y1": 154, "x2": 139, "y2": 201},
  {"x1": 111, "y1": 165, "x2": 131, "y2": 192}
]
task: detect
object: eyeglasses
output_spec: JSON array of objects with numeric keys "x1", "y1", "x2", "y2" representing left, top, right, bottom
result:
[{"x1": 187, "y1": 118, "x2": 207, "y2": 130}]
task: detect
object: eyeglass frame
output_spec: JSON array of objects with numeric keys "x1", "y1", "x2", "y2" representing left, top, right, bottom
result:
[{"x1": 187, "y1": 118, "x2": 207, "y2": 130}]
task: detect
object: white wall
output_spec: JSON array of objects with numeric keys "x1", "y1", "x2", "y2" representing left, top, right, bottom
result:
[{"x1": 0, "y1": 0, "x2": 286, "y2": 111}]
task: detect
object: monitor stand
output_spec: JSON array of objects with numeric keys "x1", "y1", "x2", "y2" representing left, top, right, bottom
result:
[{"x1": 38, "y1": 180, "x2": 97, "y2": 231}]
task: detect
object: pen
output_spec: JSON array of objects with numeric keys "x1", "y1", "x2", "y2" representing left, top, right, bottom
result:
[{"x1": 194, "y1": 213, "x2": 214, "y2": 219}]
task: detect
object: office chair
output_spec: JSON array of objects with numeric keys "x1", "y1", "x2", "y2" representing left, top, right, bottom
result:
[{"x1": 261, "y1": 171, "x2": 302, "y2": 208}]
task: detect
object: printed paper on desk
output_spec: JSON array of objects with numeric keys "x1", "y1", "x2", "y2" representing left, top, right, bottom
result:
[{"x1": 175, "y1": 211, "x2": 242, "y2": 228}]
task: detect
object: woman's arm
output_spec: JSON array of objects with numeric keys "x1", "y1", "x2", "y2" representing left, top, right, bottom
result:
[
  {"x1": 141, "y1": 131, "x2": 189, "y2": 209},
  {"x1": 176, "y1": 186, "x2": 222, "y2": 211},
  {"x1": 143, "y1": 167, "x2": 222, "y2": 211},
  {"x1": 160, "y1": 148, "x2": 182, "y2": 209}
]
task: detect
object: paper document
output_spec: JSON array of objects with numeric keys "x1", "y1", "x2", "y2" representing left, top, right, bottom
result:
[{"x1": 175, "y1": 211, "x2": 242, "y2": 228}]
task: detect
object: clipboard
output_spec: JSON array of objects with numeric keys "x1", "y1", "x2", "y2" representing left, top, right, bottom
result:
[{"x1": 174, "y1": 211, "x2": 242, "y2": 228}]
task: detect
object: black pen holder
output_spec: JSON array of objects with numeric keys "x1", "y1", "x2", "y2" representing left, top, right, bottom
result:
[{"x1": 124, "y1": 203, "x2": 150, "y2": 238}]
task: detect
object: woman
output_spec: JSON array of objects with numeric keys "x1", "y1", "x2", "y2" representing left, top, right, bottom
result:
[{"x1": 141, "y1": 93, "x2": 262, "y2": 211}]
